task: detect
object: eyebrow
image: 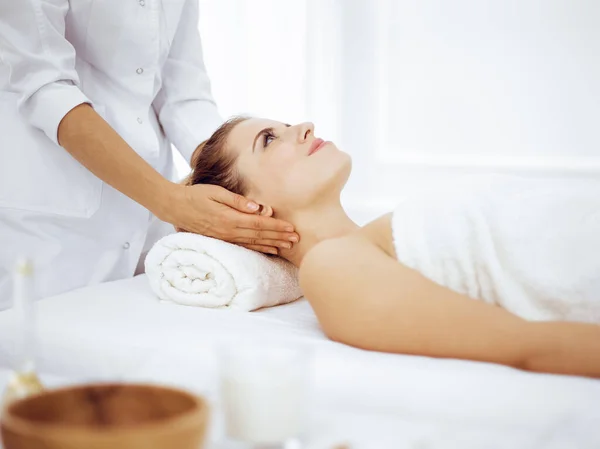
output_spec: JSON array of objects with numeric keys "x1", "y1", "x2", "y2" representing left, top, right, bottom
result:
[{"x1": 252, "y1": 124, "x2": 291, "y2": 153}]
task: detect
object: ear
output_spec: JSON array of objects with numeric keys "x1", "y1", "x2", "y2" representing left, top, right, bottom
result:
[{"x1": 253, "y1": 203, "x2": 273, "y2": 217}]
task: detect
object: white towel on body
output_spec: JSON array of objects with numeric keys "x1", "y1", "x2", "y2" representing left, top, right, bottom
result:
[
  {"x1": 391, "y1": 175, "x2": 600, "y2": 323},
  {"x1": 145, "y1": 233, "x2": 302, "y2": 311}
]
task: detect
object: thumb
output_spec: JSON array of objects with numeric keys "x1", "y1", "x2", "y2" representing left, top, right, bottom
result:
[{"x1": 213, "y1": 187, "x2": 259, "y2": 213}]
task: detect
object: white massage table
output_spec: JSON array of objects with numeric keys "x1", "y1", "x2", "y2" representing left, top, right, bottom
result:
[{"x1": 0, "y1": 275, "x2": 599, "y2": 448}]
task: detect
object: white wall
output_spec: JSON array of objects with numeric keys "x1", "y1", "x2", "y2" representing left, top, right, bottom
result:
[
  {"x1": 375, "y1": 0, "x2": 600, "y2": 162},
  {"x1": 188, "y1": 1, "x2": 600, "y2": 223}
]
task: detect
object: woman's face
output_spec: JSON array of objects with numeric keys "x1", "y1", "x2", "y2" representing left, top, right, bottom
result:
[{"x1": 227, "y1": 118, "x2": 352, "y2": 212}]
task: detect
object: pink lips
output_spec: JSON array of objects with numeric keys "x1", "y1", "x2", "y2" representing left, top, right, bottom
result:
[{"x1": 308, "y1": 138, "x2": 328, "y2": 156}]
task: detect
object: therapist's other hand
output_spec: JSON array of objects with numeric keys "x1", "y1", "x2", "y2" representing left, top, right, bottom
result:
[{"x1": 166, "y1": 184, "x2": 298, "y2": 255}]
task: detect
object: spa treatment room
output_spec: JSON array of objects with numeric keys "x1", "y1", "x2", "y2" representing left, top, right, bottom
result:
[{"x1": 1, "y1": 0, "x2": 599, "y2": 448}]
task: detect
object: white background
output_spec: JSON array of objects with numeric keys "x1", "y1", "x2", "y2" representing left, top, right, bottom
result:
[{"x1": 186, "y1": 0, "x2": 600, "y2": 223}]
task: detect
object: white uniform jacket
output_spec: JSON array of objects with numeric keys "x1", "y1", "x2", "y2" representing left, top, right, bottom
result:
[{"x1": 0, "y1": 0, "x2": 222, "y2": 306}]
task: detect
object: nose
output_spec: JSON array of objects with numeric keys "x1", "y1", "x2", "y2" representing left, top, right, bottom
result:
[{"x1": 296, "y1": 122, "x2": 314, "y2": 143}]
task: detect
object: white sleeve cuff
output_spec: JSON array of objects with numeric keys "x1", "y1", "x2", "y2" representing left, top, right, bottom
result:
[{"x1": 20, "y1": 81, "x2": 94, "y2": 145}]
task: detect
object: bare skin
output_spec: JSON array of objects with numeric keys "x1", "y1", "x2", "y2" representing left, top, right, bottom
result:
[
  {"x1": 300, "y1": 215, "x2": 600, "y2": 378},
  {"x1": 57, "y1": 104, "x2": 298, "y2": 253},
  {"x1": 211, "y1": 117, "x2": 600, "y2": 378}
]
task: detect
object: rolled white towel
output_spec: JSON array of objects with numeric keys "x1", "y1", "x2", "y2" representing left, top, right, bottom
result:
[{"x1": 145, "y1": 233, "x2": 302, "y2": 311}]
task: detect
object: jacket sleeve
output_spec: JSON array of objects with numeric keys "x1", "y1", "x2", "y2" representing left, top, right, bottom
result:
[
  {"x1": 0, "y1": 1, "x2": 94, "y2": 145},
  {"x1": 152, "y1": 0, "x2": 223, "y2": 163}
]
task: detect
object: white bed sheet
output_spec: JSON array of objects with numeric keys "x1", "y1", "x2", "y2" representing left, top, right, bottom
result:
[{"x1": 0, "y1": 275, "x2": 599, "y2": 446}]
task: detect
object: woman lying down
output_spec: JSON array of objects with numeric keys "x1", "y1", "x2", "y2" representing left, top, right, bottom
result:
[{"x1": 183, "y1": 116, "x2": 600, "y2": 379}]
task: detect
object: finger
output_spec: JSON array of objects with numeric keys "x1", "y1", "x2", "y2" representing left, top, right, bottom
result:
[
  {"x1": 236, "y1": 214, "x2": 295, "y2": 233},
  {"x1": 212, "y1": 186, "x2": 259, "y2": 213},
  {"x1": 231, "y1": 229, "x2": 298, "y2": 245},
  {"x1": 235, "y1": 237, "x2": 293, "y2": 250},
  {"x1": 240, "y1": 244, "x2": 279, "y2": 255}
]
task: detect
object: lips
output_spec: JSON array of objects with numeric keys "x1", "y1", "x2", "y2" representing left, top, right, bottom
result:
[{"x1": 308, "y1": 138, "x2": 327, "y2": 156}]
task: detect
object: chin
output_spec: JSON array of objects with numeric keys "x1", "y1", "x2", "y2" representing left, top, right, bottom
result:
[
  {"x1": 284, "y1": 152, "x2": 352, "y2": 208},
  {"x1": 315, "y1": 152, "x2": 351, "y2": 200}
]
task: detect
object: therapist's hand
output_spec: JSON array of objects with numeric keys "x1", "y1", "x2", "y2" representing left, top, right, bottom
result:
[{"x1": 164, "y1": 184, "x2": 299, "y2": 255}]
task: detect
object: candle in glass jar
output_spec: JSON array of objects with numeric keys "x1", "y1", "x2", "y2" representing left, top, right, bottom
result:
[{"x1": 219, "y1": 344, "x2": 312, "y2": 446}]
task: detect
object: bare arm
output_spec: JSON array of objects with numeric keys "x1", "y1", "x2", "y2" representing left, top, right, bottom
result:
[
  {"x1": 58, "y1": 104, "x2": 175, "y2": 217},
  {"x1": 299, "y1": 236, "x2": 600, "y2": 378},
  {"x1": 1, "y1": 1, "x2": 295, "y2": 251},
  {"x1": 57, "y1": 104, "x2": 297, "y2": 251},
  {"x1": 57, "y1": 103, "x2": 175, "y2": 221}
]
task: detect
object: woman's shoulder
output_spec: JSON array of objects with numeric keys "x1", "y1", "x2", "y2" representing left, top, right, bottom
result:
[
  {"x1": 299, "y1": 214, "x2": 397, "y2": 287},
  {"x1": 298, "y1": 236, "x2": 349, "y2": 302},
  {"x1": 358, "y1": 213, "x2": 397, "y2": 259},
  {"x1": 299, "y1": 235, "x2": 357, "y2": 283}
]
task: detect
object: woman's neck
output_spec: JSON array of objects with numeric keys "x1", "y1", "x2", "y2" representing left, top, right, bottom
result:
[{"x1": 276, "y1": 201, "x2": 359, "y2": 267}]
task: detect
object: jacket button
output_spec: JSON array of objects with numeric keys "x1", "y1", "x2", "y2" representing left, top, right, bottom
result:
[
  {"x1": 137, "y1": 117, "x2": 143, "y2": 124},
  {"x1": 139, "y1": 0, "x2": 145, "y2": 5},
  {"x1": 136, "y1": 68, "x2": 144, "y2": 75},
  {"x1": 123, "y1": 242, "x2": 130, "y2": 250}
]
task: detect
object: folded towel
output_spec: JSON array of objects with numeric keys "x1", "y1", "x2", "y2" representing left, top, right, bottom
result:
[
  {"x1": 391, "y1": 174, "x2": 600, "y2": 323},
  {"x1": 145, "y1": 233, "x2": 302, "y2": 311}
]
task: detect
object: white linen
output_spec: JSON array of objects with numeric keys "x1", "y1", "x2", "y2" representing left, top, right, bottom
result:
[
  {"x1": 145, "y1": 233, "x2": 302, "y2": 310},
  {"x1": 0, "y1": 275, "x2": 599, "y2": 448},
  {"x1": 392, "y1": 175, "x2": 600, "y2": 322},
  {"x1": 0, "y1": 0, "x2": 221, "y2": 306}
]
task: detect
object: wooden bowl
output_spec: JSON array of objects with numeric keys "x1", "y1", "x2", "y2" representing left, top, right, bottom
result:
[{"x1": 1, "y1": 383, "x2": 209, "y2": 449}]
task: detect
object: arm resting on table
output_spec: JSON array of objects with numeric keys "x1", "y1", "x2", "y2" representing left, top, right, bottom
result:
[{"x1": 299, "y1": 236, "x2": 600, "y2": 378}]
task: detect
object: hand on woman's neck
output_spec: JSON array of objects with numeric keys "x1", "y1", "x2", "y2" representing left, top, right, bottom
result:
[{"x1": 276, "y1": 200, "x2": 359, "y2": 267}]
